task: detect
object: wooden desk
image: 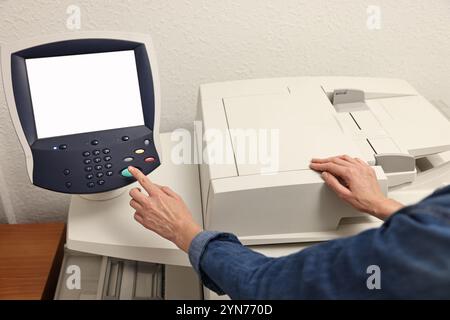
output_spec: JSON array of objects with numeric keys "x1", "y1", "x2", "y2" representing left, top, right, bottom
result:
[{"x1": 0, "y1": 223, "x2": 66, "y2": 300}]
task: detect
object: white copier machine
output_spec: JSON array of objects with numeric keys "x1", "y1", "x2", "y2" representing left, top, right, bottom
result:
[
  {"x1": 67, "y1": 77, "x2": 450, "y2": 299},
  {"x1": 3, "y1": 34, "x2": 450, "y2": 300}
]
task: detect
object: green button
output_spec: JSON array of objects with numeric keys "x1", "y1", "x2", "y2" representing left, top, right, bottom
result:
[{"x1": 121, "y1": 168, "x2": 133, "y2": 178}]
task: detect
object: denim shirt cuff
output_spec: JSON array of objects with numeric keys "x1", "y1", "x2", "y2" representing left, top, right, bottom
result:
[
  {"x1": 188, "y1": 231, "x2": 223, "y2": 275},
  {"x1": 189, "y1": 231, "x2": 240, "y2": 295}
]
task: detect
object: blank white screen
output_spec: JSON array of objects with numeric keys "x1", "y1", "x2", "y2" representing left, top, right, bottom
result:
[{"x1": 26, "y1": 50, "x2": 145, "y2": 139}]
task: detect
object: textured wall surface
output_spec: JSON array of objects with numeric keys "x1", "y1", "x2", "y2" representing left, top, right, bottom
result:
[{"x1": 0, "y1": 0, "x2": 449, "y2": 223}]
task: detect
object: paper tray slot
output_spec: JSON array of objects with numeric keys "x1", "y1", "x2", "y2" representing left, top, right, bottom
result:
[
  {"x1": 55, "y1": 249, "x2": 164, "y2": 300},
  {"x1": 54, "y1": 249, "x2": 105, "y2": 300}
]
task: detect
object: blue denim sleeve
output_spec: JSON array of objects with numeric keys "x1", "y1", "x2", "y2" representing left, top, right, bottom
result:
[
  {"x1": 188, "y1": 231, "x2": 240, "y2": 294},
  {"x1": 188, "y1": 189, "x2": 450, "y2": 299}
]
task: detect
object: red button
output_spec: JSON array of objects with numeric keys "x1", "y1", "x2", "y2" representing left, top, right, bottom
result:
[{"x1": 145, "y1": 157, "x2": 155, "y2": 163}]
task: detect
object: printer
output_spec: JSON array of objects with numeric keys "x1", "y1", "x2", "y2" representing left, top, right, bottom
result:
[
  {"x1": 2, "y1": 32, "x2": 450, "y2": 299},
  {"x1": 65, "y1": 76, "x2": 450, "y2": 299},
  {"x1": 197, "y1": 77, "x2": 450, "y2": 245}
]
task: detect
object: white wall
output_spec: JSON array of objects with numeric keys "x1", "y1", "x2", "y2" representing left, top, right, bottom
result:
[{"x1": 1, "y1": 0, "x2": 449, "y2": 223}]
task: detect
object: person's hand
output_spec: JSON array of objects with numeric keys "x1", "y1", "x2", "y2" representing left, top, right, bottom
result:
[
  {"x1": 310, "y1": 155, "x2": 403, "y2": 220},
  {"x1": 128, "y1": 166, "x2": 202, "y2": 252}
]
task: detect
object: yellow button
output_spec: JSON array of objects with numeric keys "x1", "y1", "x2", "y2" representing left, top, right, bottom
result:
[{"x1": 134, "y1": 149, "x2": 145, "y2": 154}]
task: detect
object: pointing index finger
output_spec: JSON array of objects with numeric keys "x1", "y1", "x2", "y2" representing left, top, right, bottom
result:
[{"x1": 128, "y1": 166, "x2": 160, "y2": 195}]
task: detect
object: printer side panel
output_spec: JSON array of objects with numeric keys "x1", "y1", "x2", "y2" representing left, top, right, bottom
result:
[{"x1": 196, "y1": 87, "x2": 239, "y2": 216}]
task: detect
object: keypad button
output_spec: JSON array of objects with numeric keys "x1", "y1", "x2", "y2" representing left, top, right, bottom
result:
[
  {"x1": 144, "y1": 157, "x2": 155, "y2": 163},
  {"x1": 122, "y1": 136, "x2": 129, "y2": 141},
  {"x1": 59, "y1": 144, "x2": 67, "y2": 150},
  {"x1": 85, "y1": 166, "x2": 93, "y2": 172},
  {"x1": 93, "y1": 150, "x2": 101, "y2": 156},
  {"x1": 95, "y1": 165, "x2": 102, "y2": 171},
  {"x1": 123, "y1": 157, "x2": 134, "y2": 162},
  {"x1": 144, "y1": 139, "x2": 150, "y2": 146},
  {"x1": 98, "y1": 180, "x2": 105, "y2": 186},
  {"x1": 103, "y1": 148, "x2": 110, "y2": 154},
  {"x1": 86, "y1": 174, "x2": 94, "y2": 180},
  {"x1": 106, "y1": 171, "x2": 113, "y2": 176},
  {"x1": 96, "y1": 172, "x2": 104, "y2": 178},
  {"x1": 91, "y1": 140, "x2": 99, "y2": 146},
  {"x1": 94, "y1": 157, "x2": 102, "y2": 163},
  {"x1": 105, "y1": 163, "x2": 113, "y2": 169},
  {"x1": 63, "y1": 169, "x2": 70, "y2": 175},
  {"x1": 83, "y1": 159, "x2": 91, "y2": 165},
  {"x1": 83, "y1": 151, "x2": 90, "y2": 157},
  {"x1": 87, "y1": 182, "x2": 95, "y2": 188},
  {"x1": 65, "y1": 182, "x2": 72, "y2": 188},
  {"x1": 104, "y1": 156, "x2": 112, "y2": 162},
  {"x1": 121, "y1": 168, "x2": 133, "y2": 178},
  {"x1": 134, "y1": 149, "x2": 145, "y2": 154}
]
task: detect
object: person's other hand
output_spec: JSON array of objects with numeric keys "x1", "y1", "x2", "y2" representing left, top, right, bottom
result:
[
  {"x1": 128, "y1": 166, "x2": 202, "y2": 252},
  {"x1": 310, "y1": 155, "x2": 403, "y2": 220}
]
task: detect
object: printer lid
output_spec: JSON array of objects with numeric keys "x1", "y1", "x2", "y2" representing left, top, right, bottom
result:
[
  {"x1": 222, "y1": 84, "x2": 367, "y2": 176},
  {"x1": 202, "y1": 76, "x2": 450, "y2": 179}
]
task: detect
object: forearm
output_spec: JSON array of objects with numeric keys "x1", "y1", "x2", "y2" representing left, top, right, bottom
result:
[
  {"x1": 372, "y1": 198, "x2": 404, "y2": 220},
  {"x1": 184, "y1": 187, "x2": 450, "y2": 300},
  {"x1": 189, "y1": 231, "x2": 346, "y2": 299},
  {"x1": 202, "y1": 238, "x2": 285, "y2": 299},
  {"x1": 188, "y1": 231, "x2": 273, "y2": 298},
  {"x1": 189, "y1": 206, "x2": 450, "y2": 300},
  {"x1": 173, "y1": 221, "x2": 203, "y2": 252}
]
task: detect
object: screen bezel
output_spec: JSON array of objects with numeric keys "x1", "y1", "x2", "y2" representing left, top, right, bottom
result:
[{"x1": 10, "y1": 38, "x2": 156, "y2": 145}]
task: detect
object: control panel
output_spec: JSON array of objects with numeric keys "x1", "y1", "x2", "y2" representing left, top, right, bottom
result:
[{"x1": 31, "y1": 125, "x2": 160, "y2": 194}]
